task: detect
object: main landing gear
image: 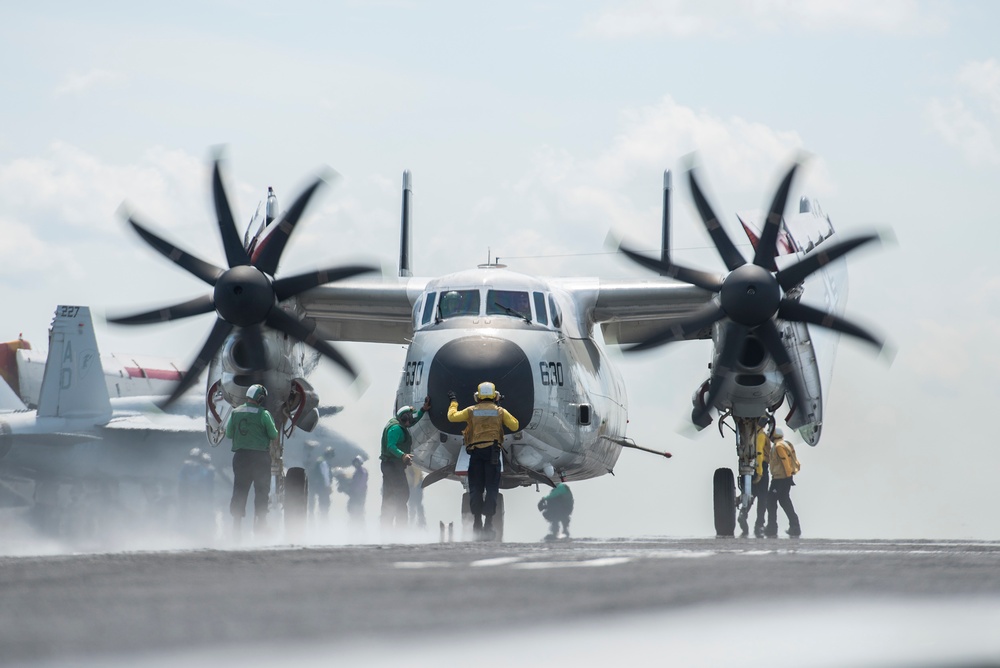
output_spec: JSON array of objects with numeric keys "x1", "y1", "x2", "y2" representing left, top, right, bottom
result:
[{"x1": 713, "y1": 415, "x2": 759, "y2": 538}]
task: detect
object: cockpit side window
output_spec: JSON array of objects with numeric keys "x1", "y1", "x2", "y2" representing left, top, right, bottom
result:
[
  {"x1": 532, "y1": 292, "x2": 548, "y2": 326},
  {"x1": 487, "y1": 290, "x2": 531, "y2": 321},
  {"x1": 548, "y1": 294, "x2": 562, "y2": 329},
  {"x1": 438, "y1": 289, "x2": 480, "y2": 319},
  {"x1": 420, "y1": 292, "x2": 437, "y2": 326}
]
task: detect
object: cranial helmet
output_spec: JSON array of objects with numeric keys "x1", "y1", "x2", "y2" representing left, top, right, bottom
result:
[
  {"x1": 772, "y1": 427, "x2": 784, "y2": 440},
  {"x1": 353, "y1": 455, "x2": 364, "y2": 467},
  {"x1": 475, "y1": 381, "x2": 497, "y2": 401},
  {"x1": 247, "y1": 384, "x2": 267, "y2": 403},
  {"x1": 396, "y1": 405, "x2": 416, "y2": 420}
]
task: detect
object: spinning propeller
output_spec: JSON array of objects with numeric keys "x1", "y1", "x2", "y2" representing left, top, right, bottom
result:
[
  {"x1": 618, "y1": 157, "x2": 886, "y2": 426},
  {"x1": 111, "y1": 155, "x2": 377, "y2": 408}
]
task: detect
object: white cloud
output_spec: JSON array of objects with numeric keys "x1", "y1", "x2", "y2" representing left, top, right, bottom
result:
[
  {"x1": 580, "y1": 0, "x2": 946, "y2": 39},
  {"x1": 53, "y1": 69, "x2": 123, "y2": 96},
  {"x1": 506, "y1": 97, "x2": 829, "y2": 272},
  {"x1": 926, "y1": 59, "x2": 1000, "y2": 166}
]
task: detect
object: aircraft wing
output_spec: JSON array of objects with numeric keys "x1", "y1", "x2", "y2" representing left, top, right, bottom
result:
[
  {"x1": 297, "y1": 278, "x2": 428, "y2": 345},
  {"x1": 555, "y1": 278, "x2": 715, "y2": 345},
  {"x1": 101, "y1": 413, "x2": 204, "y2": 434}
]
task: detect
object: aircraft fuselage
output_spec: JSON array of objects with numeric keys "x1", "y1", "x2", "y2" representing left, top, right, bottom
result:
[{"x1": 394, "y1": 266, "x2": 627, "y2": 487}]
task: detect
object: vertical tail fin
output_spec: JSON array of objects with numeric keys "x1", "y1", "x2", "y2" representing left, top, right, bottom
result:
[
  {"x1": 660, "y1": 169, "x2": 672, "y2": 274},
  {"x1": 399, "y1": 170, "x2": 413, "y2": 278},
  {"x1": 36, "y1": 306, "x2": 112, "y2": 420}
]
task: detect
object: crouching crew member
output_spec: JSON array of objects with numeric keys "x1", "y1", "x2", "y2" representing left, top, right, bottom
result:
[
  {"x1": 538, "y1": 482, "x2": 574, "y2": 541},
  {"x1": 447, "y1": 382, "x2": 519, "y2": 540}
]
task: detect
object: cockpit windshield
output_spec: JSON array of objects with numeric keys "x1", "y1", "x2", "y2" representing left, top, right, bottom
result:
[
  {"x1": 487, "y1": 290, "x2": 531, "y2": 322},
  {"x1": 438, "y1": 289, "x2": 480, "y2": 319}
]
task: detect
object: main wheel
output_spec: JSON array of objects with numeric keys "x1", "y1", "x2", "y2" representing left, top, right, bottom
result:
[
  {"x1": 713, "y1": 467, "x2": 736, "y2": 537},
  {"x1": 284, "y1": 467, "x2": 308, "y2": 541}
]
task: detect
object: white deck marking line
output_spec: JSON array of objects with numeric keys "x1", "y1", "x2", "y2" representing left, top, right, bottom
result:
[
  {"x1": 512, "y1": 557, "x2": 632, "y2": 569},
  {"x1": 470, "y1": 557, "x2": 525, "y2": 567}
]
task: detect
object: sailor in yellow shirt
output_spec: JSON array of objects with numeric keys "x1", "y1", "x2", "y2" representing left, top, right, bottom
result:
[
  {"x1": 447, "y1": 381, "x2": 519, "y2": 540},
  {"x1": 763, "y1": 427, "x2": 802, "y2": 538},
  {"x1": 741, "y1": 420, "x2": 772, "y2": 538}
]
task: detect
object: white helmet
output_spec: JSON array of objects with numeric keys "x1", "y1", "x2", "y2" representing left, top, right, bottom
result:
[
  {"x1": 247, "y1": 384, "x2": 267, "y2": 403},
  {"x1": 475, "y1": 381, "x2": 497, "y2": 401},
  {"x1": 772, "y1": 427, "x2": 784, "y2": 440}
]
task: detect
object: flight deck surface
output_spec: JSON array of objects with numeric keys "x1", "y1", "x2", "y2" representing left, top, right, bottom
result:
[{"x1": 3, "y1": 537, "x2": 1000, "y2": 666}]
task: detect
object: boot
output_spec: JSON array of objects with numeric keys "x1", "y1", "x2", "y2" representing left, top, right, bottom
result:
[
  {"x1": 472, "y1": 514, "x2": 483, "y2": 539},
  {"x1": 738, "y1": 514, "x2": 749, "y2": 538},
  {"x1": 481, "y1": 516, "x2": 495, "y2": 541}
]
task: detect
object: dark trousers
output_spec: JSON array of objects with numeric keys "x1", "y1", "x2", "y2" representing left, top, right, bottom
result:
[
  {"x1": 380, "y1": 459, "x2": 409, "y2": 528},
  {"x1": 542, "y1": 509, "x2": 570, "y2": 535},
  {"x1": 230, "y1": 449, "x2": 271, "y2": 520},
  {"x1": 765, "y1": 477, "x2": 800, "y2": 535},
  {"x1": 468, "y1": 446, "x2": 501, "y2": 520}
]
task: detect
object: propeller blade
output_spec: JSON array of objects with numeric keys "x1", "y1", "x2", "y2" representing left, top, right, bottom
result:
[
  {"x1": 753, "y1": 161, "x2": 801, "y2": 270},
  {"x1": 212, "y1": 158, "x2": 250, "y2": 269},
  {"x1": 272, "y1": 264, "x2": 379, "y2": 301},
  {"x1": 691, "y1": 322, "x2": 747, "y2": 426},
  {"x1": 623, "y1": 302, "x2": 726, "y2": 353},
  {"x1": 776, "y1": 233, "x2": 880, "y2": 291},
  {"x1": 617, "y1": 243, "x2": 723, "y2": 292},
  {"x1": 159, "y1": 317, "x2": 234, "y2": 409},
  {"x1": 777, "y1": 300, "x2": 884, "y2": 351},
  {"x1": 124, "y1": 215, "x2": 224, "y2": 286},
  {"x1": 687, "y1": 167, "x2": 746, "y2": 271},
  {"x1": 109, "y1": 294, "x2": 215, "y2": 325},
  {"x1": 756, "y1": 320, "x2": 811, "y2": 420},
  {"x1": 253, "y1": 174, "x2": 330, "y2": 276},
  {"x1": 264, "y1": 308, "x2": 359, "y2": 381}
]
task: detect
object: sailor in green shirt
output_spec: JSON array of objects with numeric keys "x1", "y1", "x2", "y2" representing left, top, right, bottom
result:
[
  {"x1": 380, "y1": 397, "x2": 430, "y2": 531},
  {"x1": 226, "y1": 383, "x2": 279, "y2": 536}
]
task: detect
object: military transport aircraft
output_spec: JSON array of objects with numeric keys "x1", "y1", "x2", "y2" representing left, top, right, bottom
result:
[
  {"x1": 292, "y1": 158, "x2": 887, "y2": 538},
  {"x1": 112, "y1": 154, "x2": 885, "y2": 539},
  {"x1": 0, "y1": 306, "x2": 365, "y2": 536}
]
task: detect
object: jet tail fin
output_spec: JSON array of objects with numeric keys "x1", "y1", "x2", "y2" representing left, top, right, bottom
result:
[{"x1": 35, "y1": 306, "x2": 112, "y2": 420}]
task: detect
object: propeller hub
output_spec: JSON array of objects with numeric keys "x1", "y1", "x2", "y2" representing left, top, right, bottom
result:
[
  {"x1": 720, "y1": 264, "x2": 780, "y2": 327},
  {"x1": 214, "y1": 265, "x2": 275, "y2": 327}
]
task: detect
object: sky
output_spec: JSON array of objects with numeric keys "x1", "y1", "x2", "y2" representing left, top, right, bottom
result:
[{"x1": 1, "y1": 1, "x2": 999, "y2": 543}]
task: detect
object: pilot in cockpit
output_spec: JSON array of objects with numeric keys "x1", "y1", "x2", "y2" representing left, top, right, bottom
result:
[
  {"x1": 440, "y1": 291, "x2": 462, "y2": 318},
  {"x1": 439, "y1": 290, "x2": 479, "y2": 319}
]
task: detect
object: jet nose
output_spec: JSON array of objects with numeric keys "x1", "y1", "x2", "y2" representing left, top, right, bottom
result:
[{"x1": 426, "y1": 336, "x2": 534, "y2": 435}]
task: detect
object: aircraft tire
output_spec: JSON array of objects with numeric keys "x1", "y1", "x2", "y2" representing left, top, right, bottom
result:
[
  {"x1": 284, "y1": 467, "x2": 308, "y2": 541},
  {"x1": 713, "y1": 468, "x2": 736, "y2": 537}
]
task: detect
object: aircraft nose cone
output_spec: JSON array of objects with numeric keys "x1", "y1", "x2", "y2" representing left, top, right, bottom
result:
[{"x1": 426, "y1": 336, "x2": 534, "y2": 435}]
